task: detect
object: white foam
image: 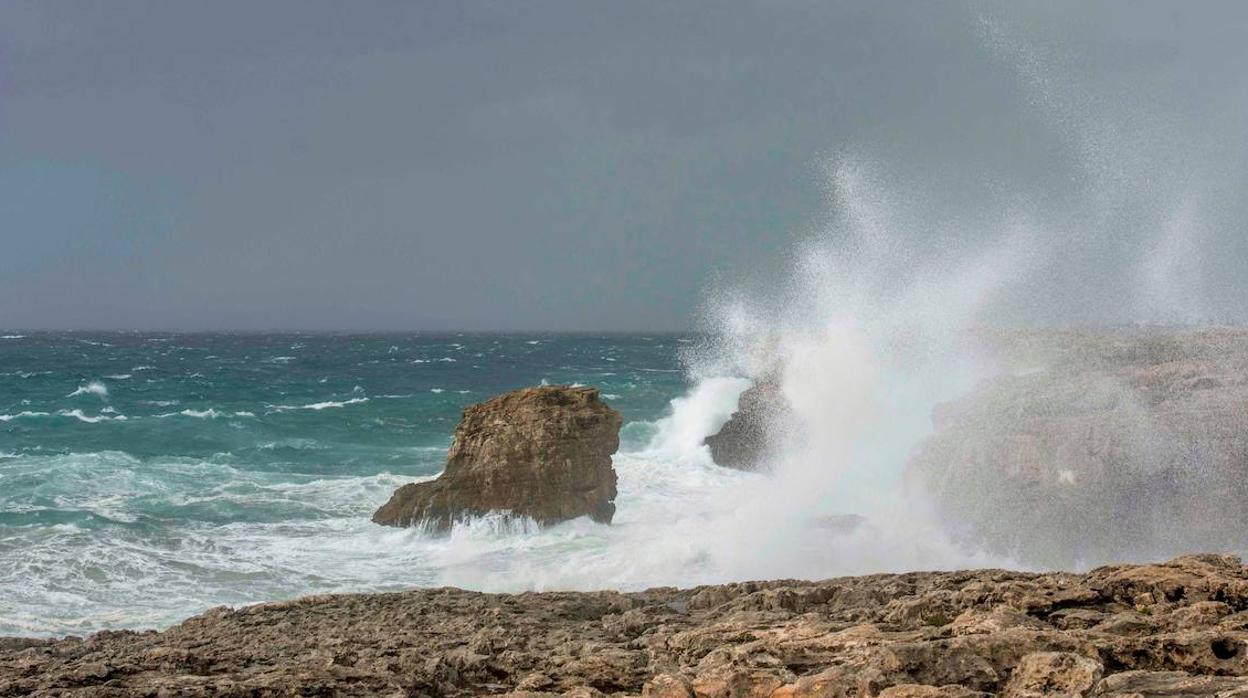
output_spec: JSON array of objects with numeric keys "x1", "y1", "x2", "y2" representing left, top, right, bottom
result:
[
  {"x1": 66, "y1": 381, "x2": 108, "y2": 398},
  {"x1": 268, "y1": 397, "x2": 370, "y2": 412},
  {"x1": 58, "y1": 409, "x2": 127, "y2": 423},
  {"x1": 0, "y1": 411, "x2": 51, "y2": 422},
  {"x1": 156, "y1": 409, "x2": 255, "y2": 419}
]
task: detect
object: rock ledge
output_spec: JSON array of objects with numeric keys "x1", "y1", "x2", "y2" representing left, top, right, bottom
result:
[{"x1": 8, "y1": 555, "x2": 1248, "y2": 696}]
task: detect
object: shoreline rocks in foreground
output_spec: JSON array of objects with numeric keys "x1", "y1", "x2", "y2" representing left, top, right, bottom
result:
[
  {"x1": 372, "y1": 385, "x2": 624, "y2": 531},
  {"x1": 9, "y1": 554, "x2": 1248, "y2": 696}
]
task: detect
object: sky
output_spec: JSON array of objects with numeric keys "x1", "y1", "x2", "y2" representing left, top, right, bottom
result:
[{"x1": 2, "y1": 1, "x2": 1247, "y2": 331}]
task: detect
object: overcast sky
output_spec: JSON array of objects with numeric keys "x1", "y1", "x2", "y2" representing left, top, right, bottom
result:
[{"x1": 3, "y1": 1, "x2": 1247, "y2": 330}]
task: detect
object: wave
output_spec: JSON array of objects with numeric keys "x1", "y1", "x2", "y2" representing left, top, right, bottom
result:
[
  {"x1": 104, "y1": 374, "x2": 132, "y2": 380},
  {"x1": 156, "y1": 409, "x2": 255, "y2": 419},
  {"x1": 58, "y1": 409, "x2": 126, "y2": 423},
  {"x1": 268, "y1": 397, "x2": 369, "y2": 412},
  {"x1": 2, "y1": 409, "x2": 129, "y2": 423},
  {"x1": 0, "y1": 411, "x2": 51, "y2": 422},
  {"x1": 1, "y1": 371, "x2": 50, "y2": 378},
  {"x1": 67, "y1": 381, "x2": 108, "y2": 398},
  {"x1": 1, "y1": 334, "x2": 25, "y2": 340}
]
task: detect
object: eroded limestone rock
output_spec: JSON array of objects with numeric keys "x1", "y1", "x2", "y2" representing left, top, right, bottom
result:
[{"x1": 372, "y1": 385, "x2": 623, "y2": 531}]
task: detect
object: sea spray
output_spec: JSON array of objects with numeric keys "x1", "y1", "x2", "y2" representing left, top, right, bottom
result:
[{"x1": 622, "y1": 160, "x2": 1036, "y2": 581}]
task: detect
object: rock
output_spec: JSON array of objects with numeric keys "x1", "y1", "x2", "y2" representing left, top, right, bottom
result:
[
  {"x1": 1092, "y1": 670, "x2": 1248, "y2": 696},
  {"x1": 878, "y1": 685, "x2": 991, "y2": 698},
  {"x1": 372, "y1": 385, "x2": 623, "y2": 531},
  {"x1": 908, "y1": 328, "x2": 1248, "y2": 568},
  {"x1": 8, "y1": 555, "x2": 1248, "y2": 696},
  {"x1": 644, "y1": 674, "x2": 694, "y2": 697},
  {"x1": 1002, "y1": 652, "x2": 1102, "y2": 698},
  {"x1": 703, "y1": 377, "x2": 787, "y2": 470}
]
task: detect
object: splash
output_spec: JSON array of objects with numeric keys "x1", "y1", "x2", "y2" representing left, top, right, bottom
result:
[
  {"x1": 427, "y1": 160, "x2": 1034, "y2": 590},
  {"x1": 631, "y1": 160, "x2": 1035, "y2": 580},
  {"x1": 67, "y1": 381, "x2": 109, "y2": 399}
]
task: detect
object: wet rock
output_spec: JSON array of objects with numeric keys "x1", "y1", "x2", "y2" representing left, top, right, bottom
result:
[
  {"x1": 372, "y1": 385, "x2": 623, "y2": 530},
  {"x1": 703, "y1": 378, "x2": 787, "y2": 470}
]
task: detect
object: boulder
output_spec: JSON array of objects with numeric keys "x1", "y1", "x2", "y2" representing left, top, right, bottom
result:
[
  {"x1": 703, "y1": 377, "x2": 788, "y2": 470},
  {"x1": 372, "y1": 385, "x2": 623, "y2": 531},
  {"x1": 907, "y1": 328, "x2": 1248, "y2": 568}
]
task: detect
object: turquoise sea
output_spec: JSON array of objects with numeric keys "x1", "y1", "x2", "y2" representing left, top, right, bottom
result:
[{"x1": 0, "y1": 332, "x2": 697, "y2": 636}]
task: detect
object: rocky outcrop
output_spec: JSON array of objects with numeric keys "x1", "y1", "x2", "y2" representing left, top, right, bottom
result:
[
  {"x1": 8, "y1": 555, "x2": 1248, "y2": 696},
  {"x1": 372, "y1": 385, "x2": 623, "y2": 531},
  {"x1": 703, "y1": 378, "x2": 787, "y2": 470},
  {"x1": 908, "y1": 328, "x2": 1248, "y2": 569}
]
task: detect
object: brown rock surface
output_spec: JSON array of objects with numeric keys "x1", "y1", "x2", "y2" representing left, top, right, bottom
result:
[
  {"x1": 9, "y1": 555, "x2": 1248, "y2": 696},
  {"x1": 372, "y1": 385, "x2": 623, "y2": 531},
  {"x1": 908, "y1": 328, "x2": 1248, "y2": 568}
]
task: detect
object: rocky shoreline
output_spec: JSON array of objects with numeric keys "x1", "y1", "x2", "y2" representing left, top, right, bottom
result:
[{"x1": 8, "y1": 554, "x2": 1248, "y2": 696}]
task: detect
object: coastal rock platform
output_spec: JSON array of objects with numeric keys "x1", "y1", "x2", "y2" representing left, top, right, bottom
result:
[{"x1": 8, "y1": 555, "x2": 1248, "y2": 696}]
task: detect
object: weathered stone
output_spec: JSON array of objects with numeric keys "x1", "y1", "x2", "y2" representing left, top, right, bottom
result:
[
  {"x1": 5, "y1": 555, "x2": 1248, "y2": 697},
  {"x1": 1092, "y1": 670, "x2": 1248, "y2": 697},
  {"x1": 372, "y1": 385, "x2": 623, "y2": 530},
  {"x1": 1001, "y1": 652, "x2": 1102, "y2": 698}
]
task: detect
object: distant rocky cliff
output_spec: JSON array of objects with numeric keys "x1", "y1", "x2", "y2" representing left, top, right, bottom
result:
[
  {"x1": 909, "y1": 328, "x2": 1248, "y2": 568},
  {"x1": 372, "y1": 385, "x2": 623, "y2": 531}
]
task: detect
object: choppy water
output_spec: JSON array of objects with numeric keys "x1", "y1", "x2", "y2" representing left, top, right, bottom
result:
[{"x1": 0, "y1": 332, "x2": 697, "y2": 636}]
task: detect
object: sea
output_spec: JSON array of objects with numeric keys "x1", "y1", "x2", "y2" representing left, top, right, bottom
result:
[
  {"x1": 0, "y1": 328, "x2": 1004, "y2": 638},
  {"x1": 0, "y1": 332, "x2": 721, "y2": 637}
]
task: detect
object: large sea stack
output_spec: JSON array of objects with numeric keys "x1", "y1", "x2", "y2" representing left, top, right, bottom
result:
[
  {"x1": 908, "y1": 328, "x2": 1248, "y2": 569},
  {"x1": 372, "y1": 385, "x2": 623, "y2": 531}
]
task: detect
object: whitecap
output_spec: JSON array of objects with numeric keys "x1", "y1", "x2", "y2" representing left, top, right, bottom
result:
[
  {"x1": 58, "y1": 409, "x2": 126, "y2": 423},
  {"x1": 0, "y1": 411, "x2": 51, "y2": 422},
  {"x1": 429, "y1": 388, "x2": 444, "y2": 394},
  {"x1": 104, "y1": 374, "x2": 132, "y2": 380},
  {"x1": 268, "y1": 397, "x2": 370, "y2": 412},
  {"x1": 0, "y1": 334, "x2": 24, "y2": 340},
  {"x1": 66, "y1": 381, "x2": 108, "y2": 399}
]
